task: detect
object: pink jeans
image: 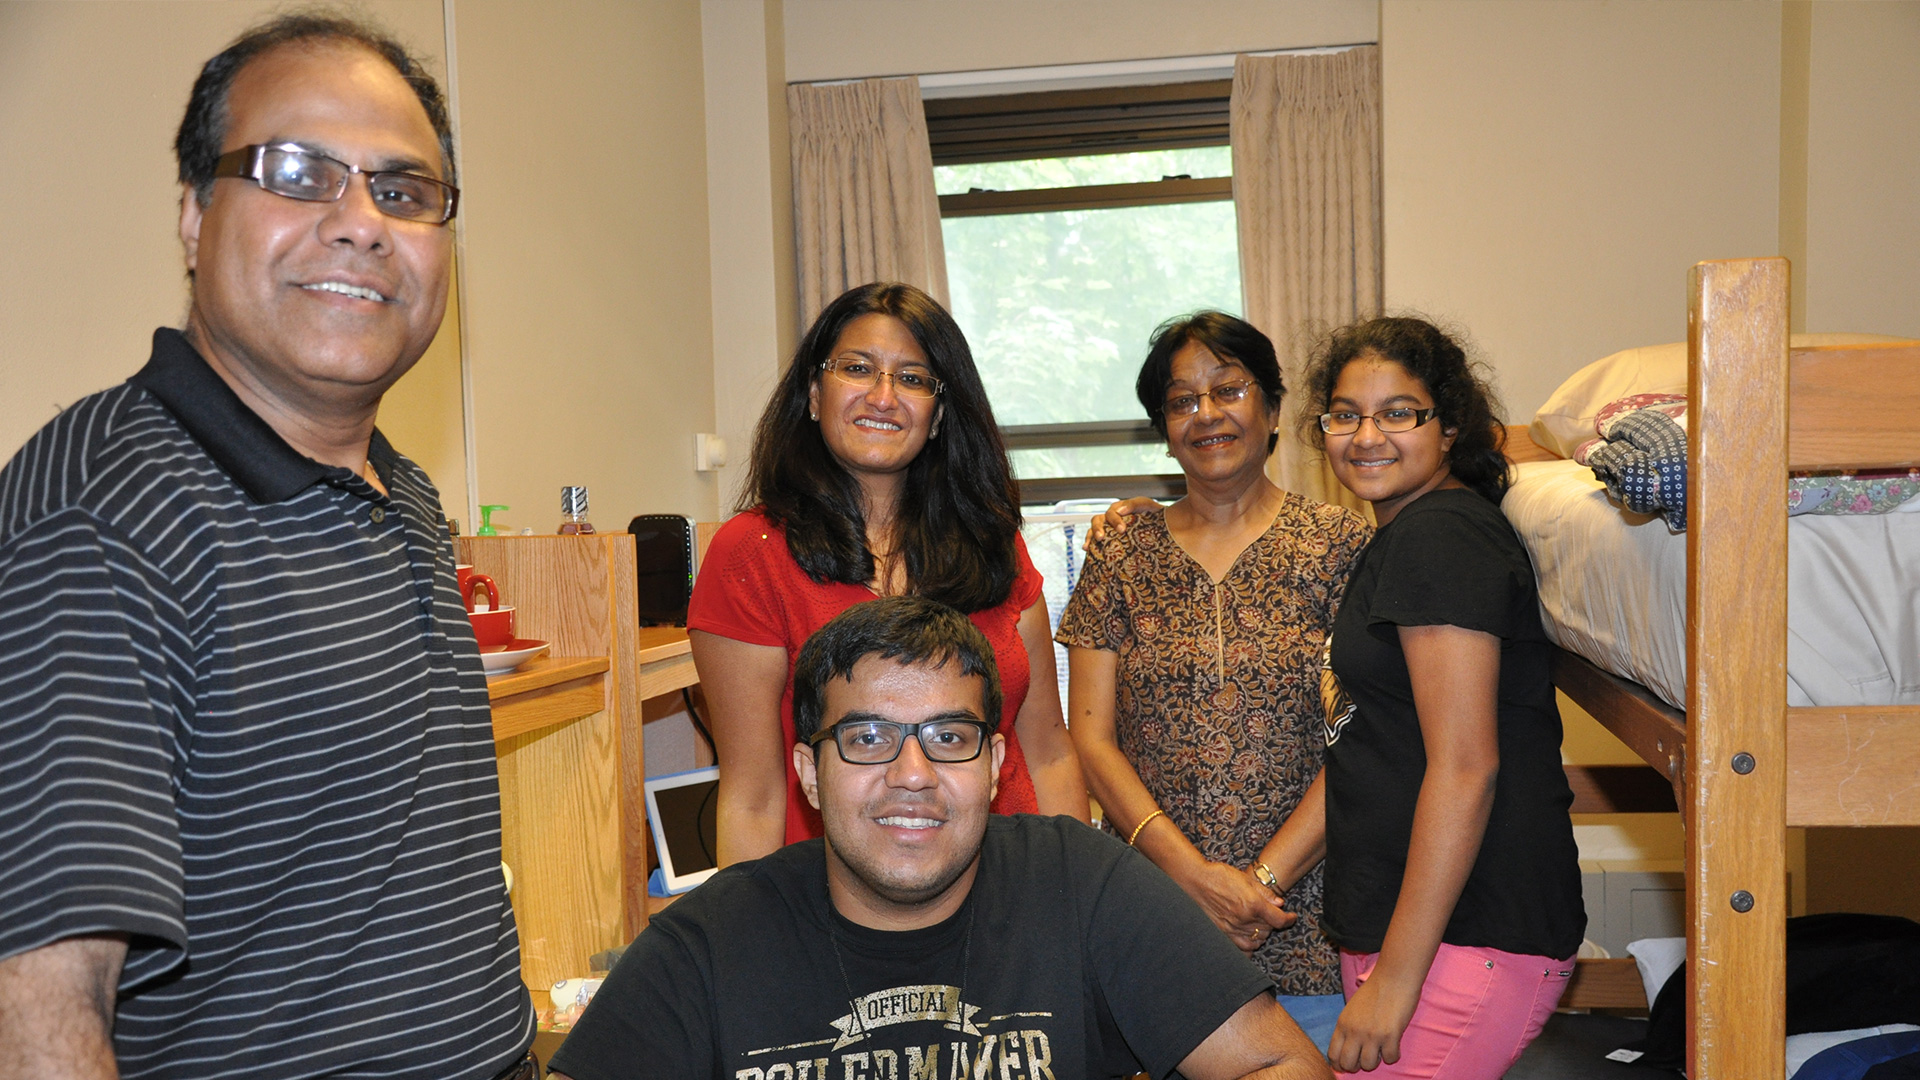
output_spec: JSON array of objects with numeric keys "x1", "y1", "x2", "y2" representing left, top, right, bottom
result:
[{"x1": 1335, "y1": 944, "x2": 1574, "y2": 1079}]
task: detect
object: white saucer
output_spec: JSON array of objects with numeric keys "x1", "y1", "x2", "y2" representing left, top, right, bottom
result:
[{"x1": 481, "y1": 638, "x2": 550, "y2": 675}]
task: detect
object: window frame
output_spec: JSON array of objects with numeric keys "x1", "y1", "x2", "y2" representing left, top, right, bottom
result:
[{"x1": 927, "y1": 81, "x2": 1238, "y2": 505}]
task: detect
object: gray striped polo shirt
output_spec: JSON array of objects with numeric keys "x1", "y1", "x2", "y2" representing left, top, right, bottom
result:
[{"x1": 0, "y1": 329, "x2": 534, "y2": 1077}]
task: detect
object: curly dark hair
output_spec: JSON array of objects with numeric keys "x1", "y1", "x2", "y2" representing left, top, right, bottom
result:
[
  {"x1": 1134, "y1": 310, "x2": 1284, "y2": 454},
  {"x1": 791, "y1": 596, "x2": 1003, "y2": 747},
  {"x1": 1298, "y1": 316, "x2": 1512, "y2": 504},
  {"x1": 175, "y1": 11, "x2": 456, "y2": 207},
  {"x1": 741, "y1": 282, "x2": 1024, "y2": 613}
]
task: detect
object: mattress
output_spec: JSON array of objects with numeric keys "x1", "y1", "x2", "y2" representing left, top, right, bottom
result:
[{"x1": 1503, "y1": 458, "x2": 1920, "y2": 709}]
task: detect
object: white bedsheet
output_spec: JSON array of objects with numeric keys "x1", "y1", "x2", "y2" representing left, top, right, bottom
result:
[{"x1": 1503, "y1": 459, "x2": 1920, "y2": 709}]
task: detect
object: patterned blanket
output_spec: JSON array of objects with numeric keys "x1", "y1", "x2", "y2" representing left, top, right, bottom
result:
[
  {"x1": 1570, "y1": 394, "x2": 1919, "y2": 532},
  {"x1": 1573, "y1": 394, "x2": 1690, "y2": 530}
]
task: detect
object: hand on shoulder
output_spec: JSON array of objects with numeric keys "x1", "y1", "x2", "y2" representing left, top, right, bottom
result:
[{"x1": 1086, "y1": 497, "x2": 1164, "y2": 547}]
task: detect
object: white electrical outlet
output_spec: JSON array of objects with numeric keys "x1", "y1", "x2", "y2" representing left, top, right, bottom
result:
[{"x1": 695, "y1": 433, "x2": 729, "y2": 472}]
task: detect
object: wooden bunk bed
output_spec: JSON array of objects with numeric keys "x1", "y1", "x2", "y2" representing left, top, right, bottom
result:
[{"x1": 1514, "y1": 257, "x2": 1920, "y2": 1077}]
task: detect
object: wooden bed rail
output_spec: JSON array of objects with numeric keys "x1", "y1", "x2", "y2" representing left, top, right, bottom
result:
[
  {"x1": 1786, "y1": 705, "x2": 1920, "y2": 826},
  {"x1": 1687, "y1": 257, "x2": 1791, "y2": 1079},
  {"x1": 1551, "y1": 649, "x2": 1688, "y2": 807},
  {"x1": 1790, "y1": 342, "x2": 1920, "y2": 470}
]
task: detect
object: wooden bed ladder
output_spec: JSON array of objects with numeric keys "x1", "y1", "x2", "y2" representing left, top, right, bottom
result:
[{"x1": 1687, "y1": 258, "x2": 1790, "y2": 1079}]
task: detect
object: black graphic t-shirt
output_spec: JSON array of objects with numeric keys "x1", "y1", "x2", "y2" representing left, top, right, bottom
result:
[
  {"x1": 549, "y1": 815, "x2": 1272, "y2": 1080},
  {"x1": 1322, "y1": 488, "x2": 1585, "y2": 960}
]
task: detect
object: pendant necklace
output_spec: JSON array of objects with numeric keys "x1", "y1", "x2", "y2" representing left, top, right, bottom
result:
[{"x1": 825, "y1": 891, "x2": 976, "y2": 1043}]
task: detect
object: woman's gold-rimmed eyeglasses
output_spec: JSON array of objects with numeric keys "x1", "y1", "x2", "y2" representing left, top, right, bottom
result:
[
  {"x1": 1162, "y1": 380, "x2": 1255, "y2": 417},
  {"x1": 819, "y1": 357, "x2": 945, "y2": 399}
]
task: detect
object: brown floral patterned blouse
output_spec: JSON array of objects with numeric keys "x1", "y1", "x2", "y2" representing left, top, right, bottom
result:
[{"x1": 1056, "y1": 494, "x2": 1372, "y2": 994}]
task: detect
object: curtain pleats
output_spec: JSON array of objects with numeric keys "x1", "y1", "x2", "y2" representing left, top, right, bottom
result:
[
  {"x1": 1232, "y1": 47, "x2": 1382, "y2": 512},
  {"x1": 788, "y1": 77, "x2": 949, "y2": 331}
]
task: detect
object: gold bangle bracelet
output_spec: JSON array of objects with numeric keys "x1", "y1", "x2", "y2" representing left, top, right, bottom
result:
[{"x1": 1127, "y1": 809, "x2": 1166, "y2": 846}]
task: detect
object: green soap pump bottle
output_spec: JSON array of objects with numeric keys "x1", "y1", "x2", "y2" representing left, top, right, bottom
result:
[{"x1": 475, "y1": 505, "x2": 510, "y2": 536}]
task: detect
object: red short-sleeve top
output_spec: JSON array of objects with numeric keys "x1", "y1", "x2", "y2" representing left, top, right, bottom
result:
[{"x1": 688, "y1": 509, "x2": 1043, "y2": 844}]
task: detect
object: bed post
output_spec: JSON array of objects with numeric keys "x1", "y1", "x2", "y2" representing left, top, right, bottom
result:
[{"x1": 1685, "y1": 258, "x2": 1790, "y2": 1078}]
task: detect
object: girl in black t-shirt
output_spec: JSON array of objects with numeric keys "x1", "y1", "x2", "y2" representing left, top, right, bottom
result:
[{"x1": 1264, "y1": 318, "x2": 1585, "y2": 1079}]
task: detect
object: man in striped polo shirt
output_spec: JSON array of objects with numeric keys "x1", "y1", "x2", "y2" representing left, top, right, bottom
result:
[{"x1": 0, "y1": 15, "x2": 535, "y2": 1078}]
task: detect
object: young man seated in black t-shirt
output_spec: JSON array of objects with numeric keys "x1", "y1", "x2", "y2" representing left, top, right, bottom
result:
[{"x1": 550, "y1": 596, "x2": 1329, "y2": 1080}]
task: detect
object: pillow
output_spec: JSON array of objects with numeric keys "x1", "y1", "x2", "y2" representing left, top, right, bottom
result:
[
  {"x1": 1530, "y1": 333, "x2": 1917, "y2": 459},
  {"x1": 1625, "y1": 936, "x2": 1686, "y2": 1013}
]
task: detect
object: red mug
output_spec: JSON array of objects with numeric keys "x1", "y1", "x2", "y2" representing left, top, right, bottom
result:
[
  {"x1": 456, "y1": 564, "x2": 500, "y2": 613},
  {"x1": 469, "y1": 605, "x2": 515, "y2": 648}
]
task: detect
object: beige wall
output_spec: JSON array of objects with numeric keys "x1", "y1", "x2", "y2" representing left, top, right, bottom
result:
[
  {"x1": 781, "y1": 0, "x2": 1379, "y2": 82},
  {"x1": 1803, "y1": 1, "x2": 1920, "y2": 339},
  {"x1": 452, "y1": 0, "x2": 715, "y2": 530},
  {"x1": 1381, "y1": 0, "x2": 1784, "y2": 422},
  {"x1": 701, "y1": 0, "x2": 794, "y2": 515},
  {"x1": 0, "y1": 1, "x2": 462, "y2": 495}
]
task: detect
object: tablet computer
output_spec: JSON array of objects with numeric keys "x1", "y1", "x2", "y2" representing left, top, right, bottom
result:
[{"x1": 644, "y1": 766, "x2": 720, "y2": 894}]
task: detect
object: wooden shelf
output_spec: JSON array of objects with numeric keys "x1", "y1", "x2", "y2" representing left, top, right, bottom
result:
[
  {"x1": 486, "y1": 655, "x2": 610, "y2": 701},
  {"x1": 636, "y1": 626, "x2": 696, "y2": 700},
  {"x1": 638, "y1": 625, "x2": 690, "y2": 662}
]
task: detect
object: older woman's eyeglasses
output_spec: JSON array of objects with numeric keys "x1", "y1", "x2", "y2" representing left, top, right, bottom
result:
[
  {"x1": 819, "y1": 357, "x2": 944, "y2": 399},
  {"x1": 1318, "y1": 408, "x2": 1440, "y2": 435},
  {"x1": 212, "y1": 143, "x2": 459, "y2": 224},
  {"x1": 807, "y1": 718, "x2": 990, "y2": 765},
  {"x1": 1162, "y1": 380, "x2": 1254, "y2": 417}
]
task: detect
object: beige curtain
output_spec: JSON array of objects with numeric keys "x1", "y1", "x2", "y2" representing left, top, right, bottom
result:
[
  {"x1": 1232, "y1": 47, "x2": 1382, "y2": 513},
  {"x1": 788, "y1": 77, "x2": 949, "y2": 330}
]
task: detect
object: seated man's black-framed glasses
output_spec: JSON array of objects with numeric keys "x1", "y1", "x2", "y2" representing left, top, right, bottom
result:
[
  {"x1": 807, "y1": 718, "x2": 991, "y2": 765},
  {"x1": 212, "y1": 143, "x2": 460, "y2": 225}
]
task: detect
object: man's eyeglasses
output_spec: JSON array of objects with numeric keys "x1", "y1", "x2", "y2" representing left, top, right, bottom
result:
[
  {"x1": 1318, "y1": 407, "x2": 1440, "y2": 436},
  {"x1": 212, "y1": 143, "x2": 460, "y2": 225},
  {"x1": 807, "y1": 718, "x2": 990, "y2": 765},
  {"x1": 820, "y1": 357, "x2": 945, "y2": 399},
  {"x1": 1162, "y1": 381, "x2": 1255, "y2": 418}
]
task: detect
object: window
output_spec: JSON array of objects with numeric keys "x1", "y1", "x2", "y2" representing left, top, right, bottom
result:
[{"x1": 926, "y1": 82, "x2": 1241, "y2": 506}]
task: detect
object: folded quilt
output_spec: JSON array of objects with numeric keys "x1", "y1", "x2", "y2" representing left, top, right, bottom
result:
[
  {"x1": 1569, "y1": 393, "x2": 1920, "y2": 531},
  {"x1": 1573, "y1": 394, "x2": 1690, "y2": 530}
]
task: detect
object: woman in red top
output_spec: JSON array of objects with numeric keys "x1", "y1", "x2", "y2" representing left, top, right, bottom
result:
[{"x1": 688, "y1": 282, "x2": 1088, "y2": 865}]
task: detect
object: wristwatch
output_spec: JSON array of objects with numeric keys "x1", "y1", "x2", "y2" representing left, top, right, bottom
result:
[{"x1": 1252, "y1": 862, "x2": 1285, "y2": 899}]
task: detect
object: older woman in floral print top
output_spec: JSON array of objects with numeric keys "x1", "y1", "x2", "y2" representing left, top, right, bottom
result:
[{"x1": 1057, "y1": 312, "x2": 1370, "y2": 1048}]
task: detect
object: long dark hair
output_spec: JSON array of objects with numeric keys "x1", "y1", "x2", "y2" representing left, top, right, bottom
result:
[
  {"x1": 741, "y1": 283, "x2": 1023, "y2": 612},
  {"x1": 1299, "y1": 316, "x2": 1512, "y2": 504}
]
